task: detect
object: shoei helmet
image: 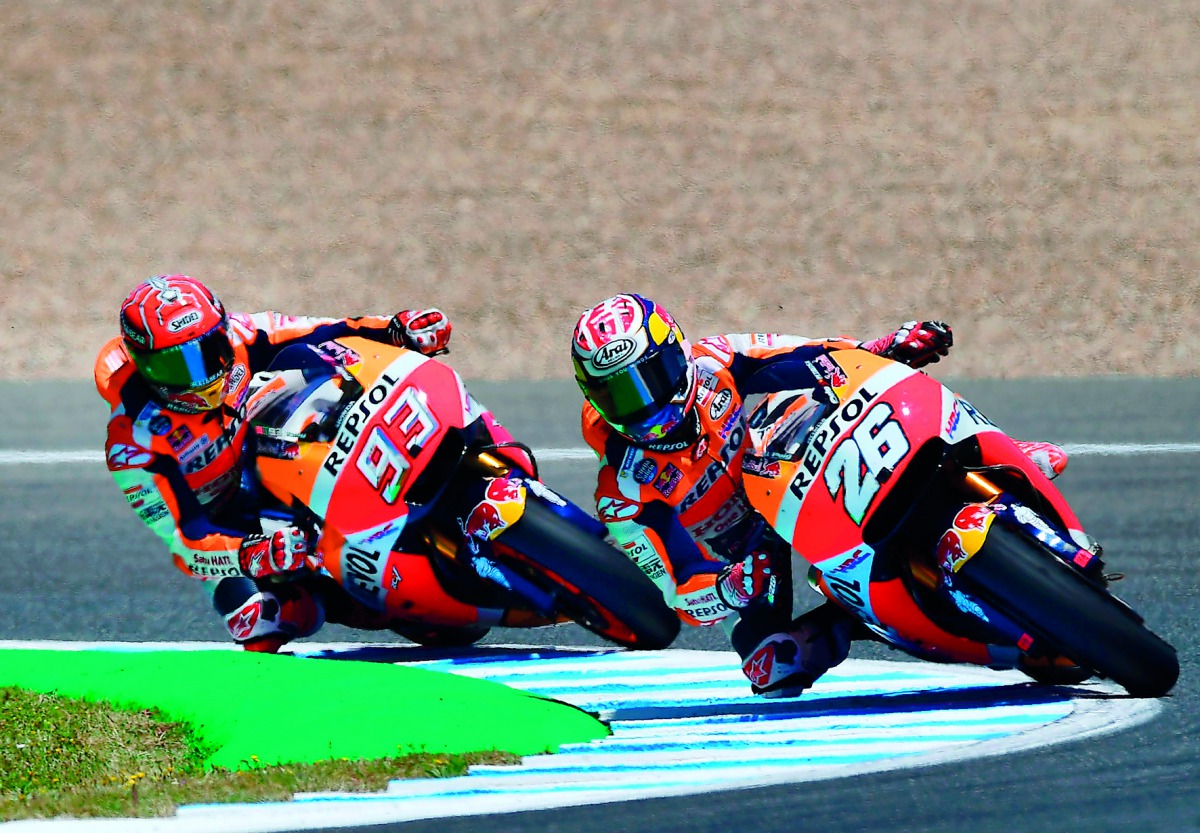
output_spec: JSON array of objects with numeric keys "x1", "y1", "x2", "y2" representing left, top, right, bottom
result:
[
  {"x1": 571, "y1": 293, "x2": 697, "y2": 444},
  {"x1": 120, "y1": 275, "x2": 234, "y2": 413}
]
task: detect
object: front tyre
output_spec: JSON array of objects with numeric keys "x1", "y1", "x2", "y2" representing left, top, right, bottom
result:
[
  {"x1": 495, "y1": 496, "x2": 681, "y2": 650},
  {"x1": 958, "y1": 523, "x2": 1178, "y2": 698}
]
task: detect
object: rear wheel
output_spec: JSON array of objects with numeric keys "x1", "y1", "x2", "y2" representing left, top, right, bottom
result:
[
  {"x1": 957, "y1": 523, "x2": 1178, "y2": 697},
  {"x1": 494, "y1": 496, "x2": 680, "y2": 650}
]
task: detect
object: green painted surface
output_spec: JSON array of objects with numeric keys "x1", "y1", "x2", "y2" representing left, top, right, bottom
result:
[{"x1": 0, "y1": 649, "x2": 608, "y2": 770}]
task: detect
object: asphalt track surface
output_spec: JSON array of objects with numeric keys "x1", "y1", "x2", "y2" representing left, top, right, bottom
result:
[{"x1": 1, "y1": 377, "x2": 1197, "y2": 833}]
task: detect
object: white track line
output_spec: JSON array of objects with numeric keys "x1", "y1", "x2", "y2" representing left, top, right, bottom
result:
[
  {"x1": 3, "y1": 443, "x2": 1200, "y2": 466},
  {"x1": 0, "y1": 642, "x2": 1163, "y2": 833}
]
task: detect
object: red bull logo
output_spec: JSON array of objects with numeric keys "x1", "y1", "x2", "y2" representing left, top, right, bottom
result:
[
  {"x1": 936, "y1": 532, "x2": 974, "y2": 578},
  {"x1": 939, "y1": 504, "x2": 996, "y2": 574},
  {"x1": 938, "y1": 529, "x2": 971, "y2": 573},
  {"x1": 485, "y1": 477, "x2": 524, "y2": 503},
  {"x1": 954, "y1": 503, "x2": 994, "y2": 533},
  {"x1": 462, "y1": 501, "x2": 506, "y2": 541},
  {"x1": 461, "y1": 478, "x2": 527, "y2": 541}
]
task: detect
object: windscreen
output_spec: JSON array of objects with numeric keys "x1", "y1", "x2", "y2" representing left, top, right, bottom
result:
[
  {"x1": 751, "y1": 392, "x2": 834, "y2": 462},
  {"x1": 249, "y1": 367, "x2": 361, "y2": 443}
]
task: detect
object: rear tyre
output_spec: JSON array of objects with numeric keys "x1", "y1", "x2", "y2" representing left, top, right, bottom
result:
[
  {"x1": 958, "y1": 523, "x2": 1178, "y2": 697},
  {"x1": 495, "y1": 496, "x2": 681, "y2": 650}
]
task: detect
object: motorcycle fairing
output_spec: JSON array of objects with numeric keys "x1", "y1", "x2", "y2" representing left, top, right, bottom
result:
[
  {"x1": 940, "y1": 388, "x2": 1001, "y2": 445},
  {"x1": 751, "y1": 356, "x2": 935, "y2": 560},
  {"x1": 744, "y1": 349, "x2": 1079, "y2": 666},
  {"x1": 317, "y1": 521, "x2": 492, "y2": 625},
  {"x1": 251, "y1": 338, "x2": 504, "y2": 626}
]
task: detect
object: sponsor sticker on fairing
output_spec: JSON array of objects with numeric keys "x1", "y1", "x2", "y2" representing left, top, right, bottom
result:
[
  {"x1": 742, "y1": 454, "x2": 781, "y2": 478},
  {"x1": 524, "y1": 478, "x2": 567, "y2": 506},
  {"x1": 813, "y1": 353, "x2": 848, "y2": 387},
  {"x1": 459, "y1": 478, "x2": 527, "y2": 550},
  {"x1": 938, "y1": 529, "x2": 971, "y2": 573},
  {"x1": 320, "y1": 365, "x2": 408, "y2": 479}
]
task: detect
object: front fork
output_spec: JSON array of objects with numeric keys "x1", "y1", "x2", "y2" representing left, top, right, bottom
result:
[
  {"x1": 924, "y1": 470, "x2": 1109, "y2": 662},
  {"x1": 954, "y1": 471, "x2": 1104, "y2": 580},
  {"x1": 424, "y1": 451, "x2": 604, "y2": 616}
]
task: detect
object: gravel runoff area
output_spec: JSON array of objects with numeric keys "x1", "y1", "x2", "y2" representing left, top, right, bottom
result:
[{"x1": 3, "y1": 2, "x2": 1198, "y2": 382}]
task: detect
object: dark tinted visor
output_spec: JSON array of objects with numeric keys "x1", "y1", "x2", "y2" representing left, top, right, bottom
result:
[
  {"x1": 580, "y1": 345, "x2": 689, "y2": 427},
  {"x1": 129, "y1": 323, "x2": 234, "y2": 390}
]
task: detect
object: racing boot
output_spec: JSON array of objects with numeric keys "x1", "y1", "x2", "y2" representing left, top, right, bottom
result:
[
  {"x1": 215, "y1": 579, "x2": 325, "y2": 653},
  {"x1": 1013, "y1": 440, "x2": 1068, "y2": 480},
  {"x1": 740, "y1": 602, "x2": 855, "y2": 699}
]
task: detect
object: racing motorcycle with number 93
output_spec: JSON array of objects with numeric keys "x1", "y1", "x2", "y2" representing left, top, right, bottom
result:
[
  {"x1": 241, "y1": 336, "x2": 680, "y2": 651},
  {"x1": 741, "y1": 348, "x2": 1178, "y2": 697}
]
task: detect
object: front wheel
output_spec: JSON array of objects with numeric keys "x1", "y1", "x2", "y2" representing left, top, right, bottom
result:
[
  {"x1": 957, "y1": 523, "x2": 1178, "y2": 698},
  {"x1": 494, "y1": 496, "x2": 680, "y2": 650}
]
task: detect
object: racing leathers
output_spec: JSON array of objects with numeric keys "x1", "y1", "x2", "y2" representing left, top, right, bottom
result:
[
  {"x1": 582, "y1": 332, "x2": 878, "y2": 694},
  {"x1": 95, "y1": 311, "x2": 427, "y2": 651},
  {"x1": 582, "y1": 330, "x2": 1068, "y2": 697}
]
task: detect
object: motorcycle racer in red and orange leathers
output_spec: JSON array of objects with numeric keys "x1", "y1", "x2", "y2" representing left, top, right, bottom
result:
[
  {"x1": 572, "y1": 293, "x2": 1067, "y2": 697},
  {"x1": 95, "y1": 274, "x2": 460, "y2": 652}
]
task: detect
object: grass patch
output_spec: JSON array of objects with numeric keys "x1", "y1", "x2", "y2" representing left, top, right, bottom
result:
[
  {"x1": 0, "y1": 649, "x2": 608, "y2": 769},
  {"x1": 0, "y1": 687, "x2": 518, "y2": 820}
]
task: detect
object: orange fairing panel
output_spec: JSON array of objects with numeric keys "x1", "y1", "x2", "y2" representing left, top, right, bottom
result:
[
  {"x1": 256, "y1": 440, "x2": 328, "y2": 508},
  {"x1": 745, "y1": 356, "x2": 925, "y2": 561},
  {"x1": 857, "y1": 577, "x2": 993, "y2": 665},
  {"x1": 318, "y1": 523, "x2": 486, "y2": 626}
]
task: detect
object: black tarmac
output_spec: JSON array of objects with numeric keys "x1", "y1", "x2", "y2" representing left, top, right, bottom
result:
[{"x1": 1, "y1": 377, "x2": 1196, "y2": 833}]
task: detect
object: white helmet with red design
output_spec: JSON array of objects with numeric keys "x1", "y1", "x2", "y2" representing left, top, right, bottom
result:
[
  {"x1": 571, "y1": 294, "x2": 698, "y2": 445},
  {"x1": 119, "y1": 275, "x2": 234, "y2": 413}
]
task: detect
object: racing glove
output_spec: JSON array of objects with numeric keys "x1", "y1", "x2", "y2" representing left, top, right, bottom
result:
[
  {"x1": 716, "y1": 551, "x2": 779, "y2": 610},
  {"x1": 238, "y1": 526, "x2": 314, "y2": 580},
  {"x1": 863, "y1": 320, "x2": 953, "y2": 368},
  {"x1": 389, "y1": 308, "x2": 452, "y2": 356}
]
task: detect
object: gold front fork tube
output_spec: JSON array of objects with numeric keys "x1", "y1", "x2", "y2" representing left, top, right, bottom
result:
[{"x1": 964, "y1": 471, "x2": 1002, "y2": 500}]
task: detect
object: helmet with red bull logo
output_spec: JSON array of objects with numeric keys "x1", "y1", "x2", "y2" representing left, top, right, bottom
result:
[
  {"x1": 571, "y1": 294, "x2": 698, "y2": 445},
  {"x1": 120, "y1": 275, "x2": 234, "y2": 413}
]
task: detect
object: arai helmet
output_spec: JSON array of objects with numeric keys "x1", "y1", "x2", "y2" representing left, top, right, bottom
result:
[{"x1": 571, "y1": 293, "x2": 697, "y2": 444}]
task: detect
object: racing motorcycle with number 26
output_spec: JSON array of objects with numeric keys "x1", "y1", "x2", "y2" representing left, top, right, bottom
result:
[
  {"x1": 741, "y1": 348, "x2": 1178, "y2": 697},
  {"x1": 242, "y1": 336, "x2": 680, "y2": 651}
]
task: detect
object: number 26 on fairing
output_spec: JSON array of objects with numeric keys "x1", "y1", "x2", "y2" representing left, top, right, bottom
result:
[{"x1": 823, "y1": 403, "x2": 910, "y2": 524}]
